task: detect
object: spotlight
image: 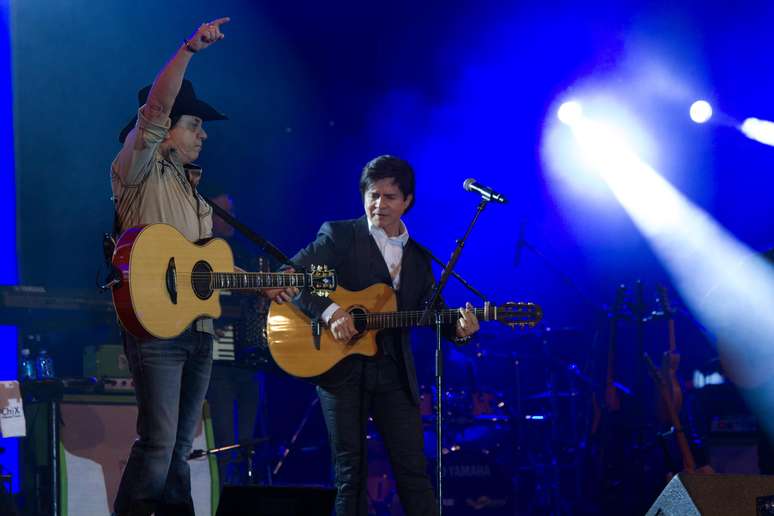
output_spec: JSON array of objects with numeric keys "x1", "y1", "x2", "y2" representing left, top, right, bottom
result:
[
  {"x1": 689, "y1": 100, "x2": 713, "y2": 124},
  {"x1": 562, "y1": 107, "x2": 774, "y2": 441},
  {"x1": 557, "y1": 101, "x2": 583, "y2": 126},
  {"x1": 741, "y1": 117, "x2": 774, "y2": 147}
]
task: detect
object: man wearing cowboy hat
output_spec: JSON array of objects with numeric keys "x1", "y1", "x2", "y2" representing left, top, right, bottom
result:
[{"x1": 110, "y1": 18, "x2": 230, "y2": 516}]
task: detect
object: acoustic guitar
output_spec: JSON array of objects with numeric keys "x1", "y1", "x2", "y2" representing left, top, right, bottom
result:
[
  {"x1": 657, "y1": 285, "x2": 683, "y2": 420},
  {"x1": 266, "y1": 282, "x2": 543, "y2": 378},
  {"x1": 111, "y1": 224, "x2": 336, "y2": 340}
]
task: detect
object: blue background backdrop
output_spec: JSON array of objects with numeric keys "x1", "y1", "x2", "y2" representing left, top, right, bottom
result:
[{"x1": 8, "y1": 1, "x2": 774, "y2": 324}]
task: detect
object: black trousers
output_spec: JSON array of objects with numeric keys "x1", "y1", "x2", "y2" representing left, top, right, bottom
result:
[{"x1": 317, "y1": 355, "x2": 437, "y2": 516}]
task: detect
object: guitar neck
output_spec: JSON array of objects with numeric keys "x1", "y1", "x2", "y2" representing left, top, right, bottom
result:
[
  {"x1": 645, "y1": 354, "x2": 695, "y2": 471},
  {"x1": 361, "y1": 307, "x2": 496, "y2": 330},
  {"x1": 211, "y1": 272, "x2": 311, "y2": 291},
  {"x1": 667, "y1": 318, "x2": 677, "y2": 353},
  {"x1": 606, "y1": 323, "x2": 618, "y2": 385}
]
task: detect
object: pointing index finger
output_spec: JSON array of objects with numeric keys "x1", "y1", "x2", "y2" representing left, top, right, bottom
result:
[{"x1": 210, "y1": 17, "x2": 231, "y2": 27}]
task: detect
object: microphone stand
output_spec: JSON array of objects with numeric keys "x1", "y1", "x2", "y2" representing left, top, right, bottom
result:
[
  {"x1": 413, "y1": 242, "x2": 489, "y2": 303},
  {"x1": 419, "y1": 197, "x2": 492, "y2": 515},
  {"x1": 188, "y1": 437, "x2": 269, "y2": 484}
]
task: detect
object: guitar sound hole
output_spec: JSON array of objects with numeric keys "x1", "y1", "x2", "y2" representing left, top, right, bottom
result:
[
  {"x1": 350, "y1": 308, "x2": 367, "y2": 334},
  {"x1": 191, "y1": 261, "x2": 213, "y2": 300}
]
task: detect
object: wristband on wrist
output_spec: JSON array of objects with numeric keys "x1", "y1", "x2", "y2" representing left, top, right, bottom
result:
[
  {"x1": 453, "y1": 334, "x2": 473, "y2": 345},
  {"x1": 183, "y1": 39, "x2": 198, "y2": 54}
]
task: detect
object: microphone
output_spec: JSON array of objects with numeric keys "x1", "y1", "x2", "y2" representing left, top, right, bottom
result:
[{"x1": 463, "y1": 178, "x2": 507, "y2": 203}]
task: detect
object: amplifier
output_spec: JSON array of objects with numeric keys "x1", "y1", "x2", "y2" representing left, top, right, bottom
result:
[
  {"x1": 101, "y1": 377, "x2": 135, "y2": 392},
  {"x1": 83, "y1": 345, "x2": 130, "y2": 378}
]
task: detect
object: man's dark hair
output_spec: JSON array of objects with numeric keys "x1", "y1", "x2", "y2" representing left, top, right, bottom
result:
[{"x1": 359, "y1": 155, "x2": 416, "y2": 213}]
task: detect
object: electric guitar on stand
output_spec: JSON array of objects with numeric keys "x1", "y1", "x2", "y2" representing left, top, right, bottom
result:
[
  {"x1": 591, "y1": 283, "x2": 628, "y2": 436},
  {"x1": 657, "y1": 284, "x2": 683, "y2": 421},
  {"x1": 111, "y1": 224, "x2": 337, "y2": 340},
  {"x1": 645, "y1": 285, "x2": 705, "y2": 476},
  {"x1": 266, "y1": 282, "x2": 543, "y2": 378},
  {"x1": 644, "y1": 353, "x2": 696, "y2": 474}
]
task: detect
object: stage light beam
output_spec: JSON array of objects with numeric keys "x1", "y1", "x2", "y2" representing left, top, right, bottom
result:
[
  {"x1": 557, "y1": 101, "x2": 583, "y2": 126},
  {"x1": 740, "y1": 117, "x2": 774, "y2": 147},
  {"x1": 561, "y1": 109, "x2": 774, "y2": 437},
  {"x1": 689, "y1": 100, "x2": 712, "y2": 124}
]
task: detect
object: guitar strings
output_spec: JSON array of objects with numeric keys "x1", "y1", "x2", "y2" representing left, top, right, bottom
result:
[{"x1": 341, "y1": 308, "x2": 538, "y2": 322}]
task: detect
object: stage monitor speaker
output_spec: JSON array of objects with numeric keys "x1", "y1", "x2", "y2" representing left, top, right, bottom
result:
[
  {"x1": 646, "y1": 473, "x2": 774, "y2": 516},
  {"x1": 58, "y1": 395, "x2": 217, "y2": 515},
  {"x1": 22, "y1": 394, "x2": 216, "y2": 516},
  {"x1": 216, "y1": 485, "x2": 336, "y2": 516}
]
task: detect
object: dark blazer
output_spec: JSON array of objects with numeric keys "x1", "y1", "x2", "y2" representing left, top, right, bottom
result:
[{"x1": 290, "y1": 216, "x2": 454, "y2": 404}]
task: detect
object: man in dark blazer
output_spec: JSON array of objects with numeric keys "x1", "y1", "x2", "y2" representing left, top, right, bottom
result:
[{"x1": 275, "y1": 155, "x2": 479, "y2": 516}]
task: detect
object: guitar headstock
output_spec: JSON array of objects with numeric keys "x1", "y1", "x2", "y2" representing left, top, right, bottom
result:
[
  {"x1": 623, "y1": 280, "x2": 647, "y2": 321},
  {"x1": 308, "y1": 265, "x2": 337, "y2": 297},
  {"x1": 497, "y1": 301, "x2": 543, "y2": 329}
]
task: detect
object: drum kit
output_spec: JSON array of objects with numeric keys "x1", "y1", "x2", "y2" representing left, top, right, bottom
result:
[{"x1": 366, "y1": 326, "x2": 597, "y2": 515}]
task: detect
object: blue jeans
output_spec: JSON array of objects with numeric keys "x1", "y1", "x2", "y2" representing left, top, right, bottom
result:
[{"x1": 114, "y1": 330, "x2": 213, "y2": 516}]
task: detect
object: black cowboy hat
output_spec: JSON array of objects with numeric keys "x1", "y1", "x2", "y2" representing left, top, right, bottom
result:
[{"x1": 118, "y1": 79, "x2": 227, "y2": 143}]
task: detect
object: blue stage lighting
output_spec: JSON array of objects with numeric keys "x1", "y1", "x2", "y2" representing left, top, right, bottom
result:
[
  {"x1": 0, "y1": 0, "x2": 19, "y2": 493},
  {"x1": 689, "y1": 100, "x2": 712, "y2": 124},
  {"x1": 741, "y1": 117, "x2": 774, "y2": 147},
  {"x1": 557, "y1": 100, "x2": 583, "y2": 126},
  {"x1": 563, "y1": 106, "x2": 774, "y2": 440},
  {"x1": 544, "y1": 96, "x2": 661, "y2": 215}
]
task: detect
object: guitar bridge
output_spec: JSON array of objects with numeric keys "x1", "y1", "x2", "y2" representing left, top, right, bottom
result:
[
  {"x1": 312, "y1": 319, "x2": 321, "y2": 350},
  {"x1": 165, "y1": 257, "x2": 178, "y2": 304}
]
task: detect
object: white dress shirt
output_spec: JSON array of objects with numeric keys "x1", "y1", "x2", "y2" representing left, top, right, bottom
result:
[{"x1": 321, "y1": 219, "x2": 410, "y2": 324}]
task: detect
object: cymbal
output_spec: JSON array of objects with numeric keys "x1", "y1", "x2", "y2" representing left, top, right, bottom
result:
[{"x1": 420, "y1": 414, "x2": 511, "y2": 425}]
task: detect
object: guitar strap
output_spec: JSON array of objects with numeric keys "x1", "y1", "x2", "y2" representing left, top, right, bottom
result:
[
  {"x1": 200, "y1": 194, "x2": 298, "y2": 269},
  {"x1": 96, "y1": 199, "x2": 122, "y2": 291}
]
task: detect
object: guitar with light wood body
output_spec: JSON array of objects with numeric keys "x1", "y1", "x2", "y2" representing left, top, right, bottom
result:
[
  {"x1": 111, "y1": 224, "x2": 336, "y2": 340},
  {"x1": 266, "y1": 282, "x2": 543, "y2": 378}
]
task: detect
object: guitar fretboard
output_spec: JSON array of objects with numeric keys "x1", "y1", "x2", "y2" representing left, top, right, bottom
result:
[
  {"x1": 354, "y1": 304, "x2": 539, "y2": 330},
  {"x1": 210, "y1": 272, "x2": 310, "y2": 290}
]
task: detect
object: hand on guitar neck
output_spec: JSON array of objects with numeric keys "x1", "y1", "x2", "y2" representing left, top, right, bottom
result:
[
  {"x1": 263, "y1": 267, "x2": 300, "y2": 304},
  {"x1": 326, "y1": 301, "x2": 480, "y2": 344}
]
